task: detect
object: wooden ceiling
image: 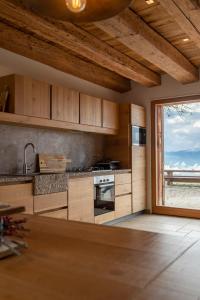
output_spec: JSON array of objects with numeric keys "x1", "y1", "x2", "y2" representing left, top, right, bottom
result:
[{"x1": 0, "y1": 0, "x2": 200, "y2": 92}]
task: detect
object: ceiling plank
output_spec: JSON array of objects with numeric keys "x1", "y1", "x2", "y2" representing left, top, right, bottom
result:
[
  {"x1": 95, "y1": 8, "x2": 199, "y2": 84},
  {"x1": 0, "y1": 21, "x2": 131, "y2": 93},
  {"x1": 159, "y1": 0, "x2": 200, "y2": 48},
  {"x1": 0, "y1": 0, "x2": 160, "y2": 87}
]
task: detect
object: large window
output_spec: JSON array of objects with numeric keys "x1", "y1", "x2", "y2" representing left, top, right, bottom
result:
[{"x1": 152, "y1": 97, "x2": 200, "y2": 218}]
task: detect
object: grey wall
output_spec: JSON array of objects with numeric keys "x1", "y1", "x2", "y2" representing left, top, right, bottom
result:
[
  {"x1": 124, "y1": 71, "x2": 200, "y2": 210},
  {"x1": 0, "y1": 124, "x2": 105, "y2": 174},
  {"x1": 0, "y1": 47, "x2": 122, "y2": 175}
]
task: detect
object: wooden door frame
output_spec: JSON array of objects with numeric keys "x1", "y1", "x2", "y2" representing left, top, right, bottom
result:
[{"x1": 151, "y1": 95, "x2": 200, "y2": 219}]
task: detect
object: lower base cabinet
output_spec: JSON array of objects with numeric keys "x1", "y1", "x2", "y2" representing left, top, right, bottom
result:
[
  {"x1": 115, "y1": 194, "x2": 132, "y2": 219},
  {"x1": 115, "y1": 173, "x2": 132, "y2": 219},
  {"x1": 0, "y1": 172, "x2": 134, "y2": 223},
  {"x1": 132, "y1": 146, "x2": 146, "y2": 213},
  {"x1": 34, "y1": 192, "x2": 67, "y2": 213},
  {"x1": 95, "y1": 211, "x2": 115, "y2": 224},
  {"x1": 0, "y1": 183, "x2": 33, "y2": 214},
  {"x1": 68, "y1": 177, "x2": 94, "y2": 223},
  {"x1": 40, "y1": 208, "x2": 68, "y2": 220}
]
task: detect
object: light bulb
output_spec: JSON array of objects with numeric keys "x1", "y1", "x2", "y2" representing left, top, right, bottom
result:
[{"x1": 65, "y1": 0, "x2": 87, "y2": 13}]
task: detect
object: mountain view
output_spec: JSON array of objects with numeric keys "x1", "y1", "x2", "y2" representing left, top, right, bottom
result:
[{"x1": 165, "y1": 150, "x2": 200, "y2": 170}]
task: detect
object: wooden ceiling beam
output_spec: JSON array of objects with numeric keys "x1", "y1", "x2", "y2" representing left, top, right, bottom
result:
[
  {"x1": 0, "y1": 21, "x2": 131, "y2": 93},
  {"x1": 159, "y1": 0, "x2": 200, "y2": 49},
  {"x1": 95, "y1": 8, "x2": 199, "y2": 84},
  {"x1": 0, "y1": 0, "x2": 160, "y2": 87}
]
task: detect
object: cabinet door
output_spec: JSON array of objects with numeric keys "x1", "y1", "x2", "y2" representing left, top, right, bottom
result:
[
  {"x1": 115, "y1": 195, "x2": 132, "y2": 218},
  {"x1": 131, "y1": 104, "x2": 146, "y2": 127},
  {"x1": 132, "y1": 145, "x2": 146, "y2": 213},
  {"x1": 34, "y1": 192, "x2": 67, "y2": 213},
  {"x1": 115, "y1": 173, "x2": 132, "y2": 185},
  {"x1": 51, "y1": 85, "x2": 79, "y2": 123},
  {"x1": 68, "y1": 177, "x2": 94, "y2": 223},
  {"x1": 80, "y1": 94, "x2": 102, "y2": 127},
  {"x1": 40, "y1": 208, "x2": 68, "y2": 220},
  {"x1": 115, "y1": 183, "x2": 132, "y2": 196},
  {"x1": 0, "y1": 183, "x2": 33, "y2": 214},
  {"x1": 95, "y1": 211, "x2": 115, "y2": 224},
  {"x1": 15, "y1": 76, "x2": 50, "y2": 119},
  {"x1": 103, "y1": 100, "x2": 119, "y2": 129}
]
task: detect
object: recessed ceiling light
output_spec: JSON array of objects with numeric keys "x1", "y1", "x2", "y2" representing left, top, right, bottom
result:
[
  {"x1": 145, "y1": 0, "x2": 155, "y2": 4},
  {"x1": 183, "y1": 38, "x2": 190, "y2": 42}
]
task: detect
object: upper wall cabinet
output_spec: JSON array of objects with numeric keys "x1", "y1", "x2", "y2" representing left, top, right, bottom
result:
[
  {"x1": 0, "y1": 74, "x2": 119, "y2": 135},
  {"x1": 80, "y1": 94, "x2": 102, "y2": 127},
  {"x1": 103, "y1": 100, "x2": 119, "y2": 130},
  {"x1": 0, "y1": 75, "x2": 50, "y2": 119},
  {"x1": 51, "y1": 85, "x2": 79, "y2": 124},
  {"x1": 131, "y1": 104, "x2": 146, "y2": 127}
]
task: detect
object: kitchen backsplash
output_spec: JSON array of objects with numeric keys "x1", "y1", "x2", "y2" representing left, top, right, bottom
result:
[{"x1": 0, "y1": 124, "x2": 105, "y2": 174}]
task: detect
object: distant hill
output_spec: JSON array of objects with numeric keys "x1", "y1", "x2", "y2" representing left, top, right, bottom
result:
[{"x1": 165, "y1": 150, "x2": 200, "y2": 169}]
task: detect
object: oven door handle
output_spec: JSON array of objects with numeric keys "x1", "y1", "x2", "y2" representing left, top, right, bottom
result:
[{"x1": 95, "y1": 183, "x2": 114, "y2": 188}]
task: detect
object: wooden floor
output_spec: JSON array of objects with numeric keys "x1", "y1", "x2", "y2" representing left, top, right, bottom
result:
[{"x1": 1, "y1": 215, "x2": 200, "y2": 299}]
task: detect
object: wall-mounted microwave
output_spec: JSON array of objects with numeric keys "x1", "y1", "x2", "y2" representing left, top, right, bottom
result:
[{"x1": 132, "y1": 126, "x2": 146, "y2": 146}]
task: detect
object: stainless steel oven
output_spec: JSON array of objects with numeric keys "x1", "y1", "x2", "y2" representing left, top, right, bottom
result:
[{"x1": 94, "y1": 175, "x2": 115, "y2": 216}]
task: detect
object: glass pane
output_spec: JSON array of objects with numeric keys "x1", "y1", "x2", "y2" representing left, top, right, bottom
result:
[{"x1": 163, "y1": 102, "x2": 200, "y2": 209}]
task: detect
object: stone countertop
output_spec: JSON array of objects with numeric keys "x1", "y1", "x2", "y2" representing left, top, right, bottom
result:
[
  {"x1": 67, "y1": 169, "x2": 132, "y2": 178},
  {"x1": 0, "y1": 169, "x2": 131, "y2": 185},
  {"x1": 0, "y1": 170, "x2": 131, "y2": 200},
  {"x1": 0, "y1": 174, "x2": 68, "y2": 196},
  {"x1": 0, "y1": 175, "x2": 33, "y2": 184}
]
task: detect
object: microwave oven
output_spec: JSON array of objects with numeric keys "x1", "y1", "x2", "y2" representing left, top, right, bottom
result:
[{"x1": 132, "y1": 126, "x2": 146, "y2": 146}]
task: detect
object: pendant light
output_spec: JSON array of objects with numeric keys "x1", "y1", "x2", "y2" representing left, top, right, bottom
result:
[
  {"x1": 65, "y1": 0, "x2": 87, "y2": 13},
  {"x1": 17, "y1": 0, "x2": 133, "y2": 23}
]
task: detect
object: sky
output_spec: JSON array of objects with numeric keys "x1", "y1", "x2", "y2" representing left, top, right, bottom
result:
[{"x1": 164, "y1": 102, "x2": 200, "y2": 153}]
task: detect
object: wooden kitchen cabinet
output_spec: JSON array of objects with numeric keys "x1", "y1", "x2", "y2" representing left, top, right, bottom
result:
[
  {"x1": 115, "y1": 173, "x2": 131, "y2": 185},
  {"x1": 132, "y1": 145, "x2": 146, "y2": 213},
  {"x1": 105, "y1": 103, "x2": 146, "y2": 214},
  {"x1": 131, "y1": 104, "x2": 146, "y2": 127},
  {"x1": 51, "y1": 85, "x2": 79, "y2": 123},
  {"x1": 68, "y1": 177, "x2": 94, "y2": 223},
  {"x1": 103, "y1": 100, "x2": 119, "y2": 130},
  {"x1": 0, "y1": 75, "x2": 50, "y2": 119},
  {"x1": 34, "y1": 192, "x2": 67, "y2": 213},
  {"x1": 40, "y1": 208, "x2": 68, "y2": 220},
  {"x1": 0, "y1": 183, "x2": 34, "y2": 214},
  {"x1": 80, "y1": 94, "x2": 102, "y2": 127},
  {"x1": 131, "y1": 103, "x2": 146, "y2": 213},
  {"x1": 0, "y1": 74, "x2": 118, "y2": 135},
  {"x1": 115, "y1": 172, "x2": 132, "y2": 219},
  {"x1": 115, "y1": 195, "x2": 132, "y2": 218},
  {"x1": 115, "y1": 183, "x2": 131, "y2": 196},
  {"x1": 95, "y1": 211, "x2": 115, "y2": 224}
]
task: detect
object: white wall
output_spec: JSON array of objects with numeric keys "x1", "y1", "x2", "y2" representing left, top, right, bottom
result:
[
  {"x1": 0, "y1": 48, "x2": 121, "y2": 101},
  {"x1": 124, "y1": 71, "x2": 200, "y2": 210}
]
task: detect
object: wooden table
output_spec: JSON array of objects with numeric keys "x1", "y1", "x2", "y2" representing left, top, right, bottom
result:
[{"x1": 0, "y1": 216, "x2": 200, "y2": 300}]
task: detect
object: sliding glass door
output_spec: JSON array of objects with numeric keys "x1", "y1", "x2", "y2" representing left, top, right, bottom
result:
[{"x1": 152, "y1": 97, "x2": 200, "y2": 218}]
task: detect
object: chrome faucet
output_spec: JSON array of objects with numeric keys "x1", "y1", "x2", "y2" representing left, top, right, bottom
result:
[{"x1": 23, "y1": 143, "x2": 36, "y2": 175}]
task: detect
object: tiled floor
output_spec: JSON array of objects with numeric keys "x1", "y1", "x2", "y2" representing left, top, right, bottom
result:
[{"x1": 114, "y1": 214, "x2": 200, "y2": 240}]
